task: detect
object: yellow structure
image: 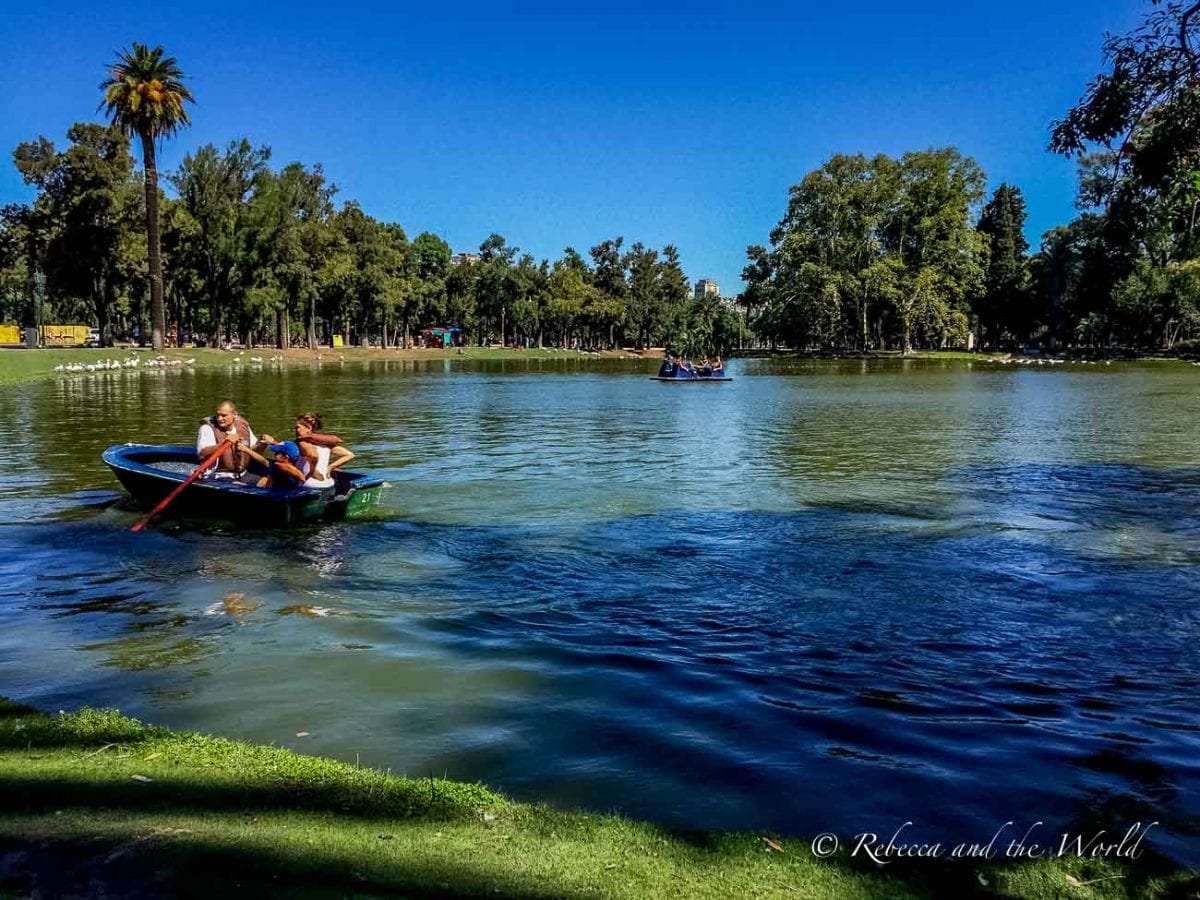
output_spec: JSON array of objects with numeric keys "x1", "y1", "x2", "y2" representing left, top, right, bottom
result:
[
  {"x1": 0, "y1": 325, "x2": 21, "y2": 345},
  {"x1": 39, "y1": 325, "x2": 89, "y2": 347},
  {"x1": 332, "y1": 334, "x2": 344, "y2": 348}
]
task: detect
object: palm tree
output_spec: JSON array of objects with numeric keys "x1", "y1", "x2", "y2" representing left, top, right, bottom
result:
[{"x1": 100, "y1": 43, "x2": 194, "y2": 351}]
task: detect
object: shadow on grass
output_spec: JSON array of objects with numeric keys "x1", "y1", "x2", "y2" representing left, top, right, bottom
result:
[
  {"x1": 2, "y1": 771, "x2": 1198, "y2": 900},
  {"x1": 0, "y1": 830, "x2": 578, "y2": 900},
  {"x1": 3, "y1": 700, "x2": 1200, "y2": 899},
  {"x1": 0, "y1": 771, "x2": 493, "y2": 825}
]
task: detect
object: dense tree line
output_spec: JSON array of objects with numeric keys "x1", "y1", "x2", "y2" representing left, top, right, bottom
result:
[
  {"x1": 0, "y1": 45, "x2": 746, "y2": 354},
  {"x1": 742, "y1": 1, "x2": 1200, "y2": 353},
  {"x1": 14, "y1": 2, "x2": 1200, "y2": 359},
  {"x1": 0, "y1": 126, "x2": 745, "y2": 353}
]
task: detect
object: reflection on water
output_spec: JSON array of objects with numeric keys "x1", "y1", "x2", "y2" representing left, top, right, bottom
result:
[
  {"x1": 79, "y1": 633, "x2": 219, "y2": 672},
  {"x1": 1, "y1": 358, "x2": 1200, "y2": 863}
]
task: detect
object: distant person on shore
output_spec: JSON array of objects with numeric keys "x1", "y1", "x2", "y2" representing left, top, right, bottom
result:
[{"x1": 197, "y1": 400, "x2": 266, "y2": 483}]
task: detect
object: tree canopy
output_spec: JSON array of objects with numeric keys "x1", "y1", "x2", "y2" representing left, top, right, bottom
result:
[
  {"x1": 1, "y1": 122, "x2": 744, "y2": 353},
  {"x1": 745, "y1": 149, "x2": 983, "y2": 352}
]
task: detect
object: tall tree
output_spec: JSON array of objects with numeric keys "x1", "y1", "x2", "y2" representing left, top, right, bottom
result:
[
  {"x1": 751, "y1": 148, "x2": 984, "y2": 352},
  {"x1": 409, "y1": 232, "x2": 451, "y2": 340},
  {"x1": 245, "y1": 162, "x2": 337, "y2": 348},
  {"x1": 625, "y1": 242, "x2": 659, "y2": 349},
  {"x1": 546, "y1": 259, "x2": 593, "y2": 347},
  {"x1": 0, "y1": 204, "x2": 39, "y2": 327},
  {"x1": 884, "y1": 149, "x2": 986, "y2": 352},
  {"x1": 170, "y1": 140, "x2": 270, "y2": 345},
  {"x1": 475, "y1": 233, "x2": 518, "y2": 343},
  {"x1": 737, "y1": 245, "x2": 774, "y2": 345},
  {"x1": 13, "y1": 123, "x2": 139, "y2": 345},
  {"x1": 976, "y1": 183, "x2": 1030, "y2": 346},
  {"x1": 657, "y1": 245, "x2": 691, "y2": 345},
  {"x1": 100, "y1": 43, "x2": 194, "y2": 351}
]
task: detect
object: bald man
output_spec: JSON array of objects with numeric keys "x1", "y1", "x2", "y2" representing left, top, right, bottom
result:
[{"x1": 197, "y1": 400, "x2": 266, "y2": 483}]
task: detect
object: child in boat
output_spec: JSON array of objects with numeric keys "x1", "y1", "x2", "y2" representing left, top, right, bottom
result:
[{"x1": 240, "y1": 440, "x2": 309, "y2": 490}]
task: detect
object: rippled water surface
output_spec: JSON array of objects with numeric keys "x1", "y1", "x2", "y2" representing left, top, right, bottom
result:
[{"x1": 2, "y1": 356, "x2": 1199, "y2": 862}]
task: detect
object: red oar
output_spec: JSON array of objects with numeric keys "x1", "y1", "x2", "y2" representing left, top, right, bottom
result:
[{"x1": 131, "y1": 439, "x2": 231, "y2": 533}]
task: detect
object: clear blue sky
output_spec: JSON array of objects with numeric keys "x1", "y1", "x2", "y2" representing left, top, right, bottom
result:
[{"x1": 0, "y1": 1, "x2": 1148, "y2": 295}]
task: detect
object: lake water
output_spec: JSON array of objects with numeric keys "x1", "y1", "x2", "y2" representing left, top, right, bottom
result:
[{"x1": 2, "y1": 356, "x2": 1199, "y2": 863}]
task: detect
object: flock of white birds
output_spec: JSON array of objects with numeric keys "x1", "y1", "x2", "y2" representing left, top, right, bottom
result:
[
  {"x1": 50, "y1": 351, "x2": 297, "y2": 376},
  {"x1": 52, "y1": 355, "x2": 196, "y2": 373},
  {"x1": 982, "y1": 357, "x2": 1110, "y2": 365}
]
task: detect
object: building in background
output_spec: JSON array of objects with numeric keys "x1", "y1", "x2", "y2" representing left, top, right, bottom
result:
[
  {"x1": 450, "y1": 252, "x2": 481, "y2": 267},
  {"x1": 694, "y1": 278, "x2": 720, "y2": 299}
]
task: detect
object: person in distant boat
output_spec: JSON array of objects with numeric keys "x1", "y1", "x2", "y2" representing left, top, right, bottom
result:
[
  {"x1": 698, "y1": 356, "x2": 713, "y2": 376},
  {"x1": 711, "y1": 355, "x2": 724, "y2": 375},
  {"x1": 197, "y1": 400, "x2": 267, "y2": 483},
  {"x1": 658, "y1": 351, "x2": 675, "y2": 377}
]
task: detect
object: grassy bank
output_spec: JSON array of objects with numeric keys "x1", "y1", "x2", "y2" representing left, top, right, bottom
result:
[
  {"x1": 0, "y1": 700, "x2": 1192, "y2": 898},
  {"x1": 0, "y1": 345, "x2": 658, "y2": 387},
  {"x1": 0, "y1": 346, "x2": 1192, "y2": 388}
]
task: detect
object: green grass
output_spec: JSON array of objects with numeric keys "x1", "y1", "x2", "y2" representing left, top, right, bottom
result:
[
  {"x1": 901, "y1": 350, "x2": 988, "y2": 359},
  {"x1": 0, "y1": 348, "x2": 225, "y2": 385},
  {"x1": 0, "y1": 699, "x2": 1194, "y2": 898},
  {"x1": 736, "y1": 350, "x2": 991, "y2": 360},
  {"x1": 0, "y1": 346, "x2": 653, "y2": 386}
]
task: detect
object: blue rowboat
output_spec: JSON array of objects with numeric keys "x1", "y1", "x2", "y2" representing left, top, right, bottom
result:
[
  {"x1": 103, "y1": 444, "x2": 384, "y2": 526},
  {"x1": 650, "y1": 374, "x2": 733, "y2": 382}
]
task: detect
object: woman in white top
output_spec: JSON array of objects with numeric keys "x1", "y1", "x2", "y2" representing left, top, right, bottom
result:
[
  {"x1": 263, "y1": 412, "x2": 356, "y2": 489},
  {"x1": 293, "y1": 412, "x2": 355, "y2": 488}
]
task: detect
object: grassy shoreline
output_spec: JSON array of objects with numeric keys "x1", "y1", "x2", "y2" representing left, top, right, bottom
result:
[
  {"x1": 0, "y1": 699, "x2": 1193, "y2": 898},
  {"x1": 0, "y1": 345, "x2": 661, "y2": 387},
  {"x1": 1, "y1": 345, "x2": 1192, "y2": 387}
]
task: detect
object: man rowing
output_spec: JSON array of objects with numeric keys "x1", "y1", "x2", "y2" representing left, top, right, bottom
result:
[{"x1": 196, "y1": 400, "x2": 270, "y2": 484}]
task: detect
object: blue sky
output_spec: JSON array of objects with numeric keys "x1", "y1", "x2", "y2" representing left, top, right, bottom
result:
[{"x1": 0, "y1": 1, "x2": 1147, "y2": 294}]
